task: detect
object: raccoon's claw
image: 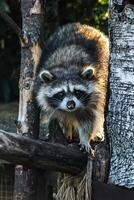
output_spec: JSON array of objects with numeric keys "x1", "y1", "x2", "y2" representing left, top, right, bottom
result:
[
  {"x1": 79, "y1": 141, "x2": 94, "y2": 156},
  {"x1": 90, "y1": 132, "x2": 104, "y2": 142}
]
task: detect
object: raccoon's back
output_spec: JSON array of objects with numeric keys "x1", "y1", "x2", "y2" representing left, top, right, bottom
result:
[{"x1": 40, "y1": 23, "x2": 109, "y2": 70}]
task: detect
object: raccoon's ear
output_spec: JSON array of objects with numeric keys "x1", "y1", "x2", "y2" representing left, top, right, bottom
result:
[
  {"x1": 39, "y1": 70, "x2": 54, "y2": 83},
  {"x1": 81, "y1": 66, "x2": 94, "y2": 80}
]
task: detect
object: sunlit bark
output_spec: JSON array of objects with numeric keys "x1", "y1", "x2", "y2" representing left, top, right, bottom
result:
[{"x1": 107, "y1": 0, "x2": 134, "y2": 188}]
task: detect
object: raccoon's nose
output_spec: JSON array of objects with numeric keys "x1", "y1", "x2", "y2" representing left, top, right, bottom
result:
[{"x1": 67, "y1": 100, "x2": 76, "y2": 110}]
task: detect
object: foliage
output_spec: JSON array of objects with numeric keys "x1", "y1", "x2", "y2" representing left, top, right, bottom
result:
[{"x1": 93, "y1": 0, "x2": 108, "y2": 34}]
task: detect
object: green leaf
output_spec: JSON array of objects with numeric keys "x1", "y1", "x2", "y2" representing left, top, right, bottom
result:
[{"x1": 99, "y1": 0, "x2": 108, "y2": 5}]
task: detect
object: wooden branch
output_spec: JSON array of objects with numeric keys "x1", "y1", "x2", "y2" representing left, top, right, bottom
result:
[
  {"x1": 0, "y1": 129, "x2": 87, "y2": 174},
  {"x1": 0, "y1": 11, "x2": 26, "y2": 44}
]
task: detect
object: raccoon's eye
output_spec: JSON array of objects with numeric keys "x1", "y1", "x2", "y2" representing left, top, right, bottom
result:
[
  {"x1": 74, "y1": 90, "x2": 81, "y2": 95},
  {"x1": 74, "y1": 89, "x2": 87, "y2": 98},
  {"x1": 54, "y1": 91, "x2": 65, "y2": 100}
]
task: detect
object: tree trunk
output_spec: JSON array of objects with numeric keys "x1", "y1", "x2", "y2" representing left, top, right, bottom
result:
[
  {"x1": 14, "y1": 0, "x2": 44, "y2": 199},
  {"x1": 107, "y1": 0, "x2": 134, "y2": 188}
]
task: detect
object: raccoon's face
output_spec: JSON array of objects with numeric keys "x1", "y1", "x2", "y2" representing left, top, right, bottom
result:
[{"x1": 36, "y1": 66, "x2": 96, "y2": 113}]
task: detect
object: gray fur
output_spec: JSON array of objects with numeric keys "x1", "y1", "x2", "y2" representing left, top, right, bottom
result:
[{"x1": 36, "y1": 23, "x2": 109, "y2": 153}]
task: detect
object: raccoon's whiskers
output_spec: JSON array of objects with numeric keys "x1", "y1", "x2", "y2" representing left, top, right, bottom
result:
[
  {"x1": 49, "y1": 97, "x2": 61, "y2": 101},
  {"x1": 79, "y1": 92, "x2": 90, "y2": 100},
  {"x1": 49, "y1": 107, "x2": 59, "y2": 120},
  {"x1": 79, "y1": 94, "x2": 90, "y2": 102},
  {"x1": 48, "y1": 101, "x2": 61, "y2": 105}
]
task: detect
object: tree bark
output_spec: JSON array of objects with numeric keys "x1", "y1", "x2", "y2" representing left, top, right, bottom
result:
[
  {"x1": 107, "y1": 0, "x2": 134, "y2": 188},
  {"x1": 14, "y1": 0, "x2": 44, "y2": 200},
  {"x1": 0, "y1": 129, "x2": 87, "y2": 174}
]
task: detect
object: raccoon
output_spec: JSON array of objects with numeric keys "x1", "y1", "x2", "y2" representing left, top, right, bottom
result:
[{"x1": 36, "y1": 23, "x2": 109, "y2": 153}]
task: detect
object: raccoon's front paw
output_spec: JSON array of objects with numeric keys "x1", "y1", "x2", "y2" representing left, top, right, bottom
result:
[
  {"x1": 79, "y1": 140, "x2": 94, "y2": 155},
  {"x1": 90, "y1": 131, "x2": 104, "y2": 142}
]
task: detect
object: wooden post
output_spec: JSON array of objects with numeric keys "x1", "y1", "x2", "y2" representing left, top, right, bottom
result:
[{"x1": 13, "y1": 0, "x2": 45, "y2": 199}]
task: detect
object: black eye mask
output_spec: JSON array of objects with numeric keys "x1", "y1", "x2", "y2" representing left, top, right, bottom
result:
[{"x1": 73, "y1": 89, "x2": 91, "y2": 106}]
